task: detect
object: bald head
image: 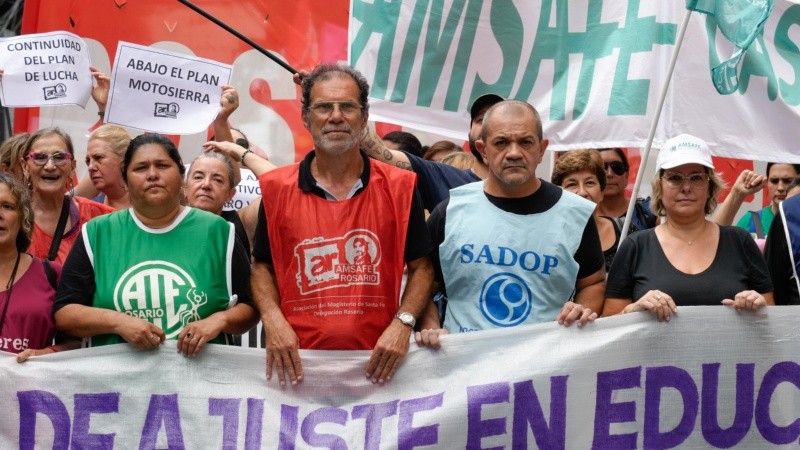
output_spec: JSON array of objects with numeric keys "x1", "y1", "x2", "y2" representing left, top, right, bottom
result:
[{"x1": 480, "y1": 100, "x2": 543, "y2": 143}]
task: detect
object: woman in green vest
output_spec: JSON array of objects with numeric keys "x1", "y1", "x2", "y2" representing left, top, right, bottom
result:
[{"x1": 53, "y1": 134, "x2": 258, "y2": 357}]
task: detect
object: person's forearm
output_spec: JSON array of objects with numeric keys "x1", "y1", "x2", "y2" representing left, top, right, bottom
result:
[
  {"x1": 399, "y1": 258, "x2": 435, "y2": 320},
  {"x1": 212, "y1": 303, "x2": 260, "y2": 335},
  {"x1": 55, "y1": 304, "x2": 127, "y2": 337},
  {"x1": 712, "y1": 190, "x2": 747, "y2": 226},
  {"x1": 416, "y1": 299, "x2": 441, "y2": 329},
  {"x1": 574, "y1": 270, "x2": 606, "y2": 313},
  {"x1": 241, "y1": 153, "x2": 276, "y2": 176},
  {"x1": 360, "y1": 127, "x2": 413, "y2": 170},
  {"x1": 251, "y1": 262, "x2": 284, "y2": 321}
]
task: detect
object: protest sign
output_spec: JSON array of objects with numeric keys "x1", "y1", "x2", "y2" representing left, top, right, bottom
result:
[
  {"x1": 0, "y1": 31, "x2": 92, "y2": 108},
  {"x1": 350, "y1": 1, "x2": 800, "y2": 163},
  {"x1": 2, "y1": 307, "x2": 798, "y2": 448},
  {"x1": 105, "y1": 41, "x2": 232, "y2": 134},
  {"x1": 225, "y1": 168, "x2": 261, "y2": 212}
]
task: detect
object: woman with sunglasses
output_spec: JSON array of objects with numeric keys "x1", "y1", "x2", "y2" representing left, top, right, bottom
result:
[
  {"x1": 597, "y1": 148, "x2": 658, "y2": 231},
  {"x1": 604, "y1": 134, "x2": 773, "y2": 319},
  {"x1": 22, "y1": 128, "x2": 115, "y2": 264}
]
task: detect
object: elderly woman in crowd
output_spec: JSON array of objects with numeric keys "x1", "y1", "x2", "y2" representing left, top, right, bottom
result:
[
  {"x1": 604, "y1": 134, "x2": 773, "y2": 319},
  {"x1": 0, "y1": 174, "x2": 78, "y2": 362},
  {"x1": 185, "y1": 151, "x2": 251, "y2": 259},
  {"x1": 0, "y1": 133, "x2": 29, "y2": 182},
  {"x1": 83, "y1": 124, "x2": 132, "y2": 209},
  {"x1": 23, "y1": 128, "x2": 115, "y2": 264},
  {"x1": 552, "y1": 150, "x2": 621, "y2": 271},
  {"x1": 54, "y1": 134, "x2": 258, "y2": 356}
]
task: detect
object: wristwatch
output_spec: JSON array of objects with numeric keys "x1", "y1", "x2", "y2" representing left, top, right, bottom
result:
[{"x1": 395, "y1": 311, "x2": 416, "y2": 328}]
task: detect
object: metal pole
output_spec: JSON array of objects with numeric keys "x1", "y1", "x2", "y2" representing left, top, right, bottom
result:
[
  {"x1": 618, "y1": 8, "x2": 693, "y2": 245},
  {"x1": 176, "y1": 0, "x2": 300, "y2": 76}
]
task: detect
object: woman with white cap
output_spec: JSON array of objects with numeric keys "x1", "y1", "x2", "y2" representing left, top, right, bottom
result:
[{"x1": 603, "y1": 134, "x2": 773, "y2": 319}]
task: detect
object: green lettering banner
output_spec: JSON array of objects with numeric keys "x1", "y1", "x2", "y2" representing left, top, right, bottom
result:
[{"x1": 350, "y1": 1, "x2": 800, "y2": 162}]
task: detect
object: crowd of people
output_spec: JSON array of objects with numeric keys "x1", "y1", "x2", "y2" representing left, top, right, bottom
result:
[{"x1": 0, "y1": 61, "x2": 794, "y2": 387}]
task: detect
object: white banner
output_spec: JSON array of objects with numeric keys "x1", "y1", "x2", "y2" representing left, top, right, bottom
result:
[
  {"x1": 350, "y1": 1, "x2": 800, "y2": 162},
  {"x1": 2, "y1": 306, "x2": 799, "y2": 448},
  {"x1": 106, "y1": 42, "x2": 232, "y2": 135},
  {"x1": 0, "y1": 31, "x2": 92, "y2": 108}
]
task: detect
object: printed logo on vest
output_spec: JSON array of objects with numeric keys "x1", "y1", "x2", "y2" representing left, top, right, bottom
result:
[
  {"x1": 113, "y1": 261, "x2": 207, "y2": 338},
  {"x1": 480, "y1": 272, "x2": 532, "y2": 326},
  {"x1": 294, "y1": 229, "x2": 381, "y2": 293}
]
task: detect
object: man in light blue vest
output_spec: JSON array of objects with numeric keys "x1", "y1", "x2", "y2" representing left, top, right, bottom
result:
[{"x1": 418, "y1": 100, "x2": 606, "y2": 346}]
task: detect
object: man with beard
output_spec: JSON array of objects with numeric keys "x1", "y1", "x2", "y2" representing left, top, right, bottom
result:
[
  {"x1": 416, "y1": 100, "x2": 605, "y2": 348},
  {"x1": 252, "y1": 63, "x2": 435, "y2": 387},
  {"x1": 361, "y1": 94, "x2": 501, "y2": 211}
]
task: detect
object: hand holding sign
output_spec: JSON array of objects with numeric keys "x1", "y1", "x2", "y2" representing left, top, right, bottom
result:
[{"x1": 90, "y1": 66, "x2": 110, "y2": 114}]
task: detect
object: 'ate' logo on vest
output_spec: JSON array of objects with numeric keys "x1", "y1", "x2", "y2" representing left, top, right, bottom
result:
[
  {"x1": 294, "y1": 229, "x2": 382, "y2": 294},
  {"x1": 113, "y1": 261, "x2": 207, "y2": 338}
]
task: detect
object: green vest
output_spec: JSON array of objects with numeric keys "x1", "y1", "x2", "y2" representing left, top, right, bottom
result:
[{"x1": 84, "y1": 208, "x2": 234, "y2": 346}]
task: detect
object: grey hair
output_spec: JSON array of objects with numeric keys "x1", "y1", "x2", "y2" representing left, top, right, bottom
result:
[{"x1": 188, "y1": 151, "x2": 236, "y2": 189}]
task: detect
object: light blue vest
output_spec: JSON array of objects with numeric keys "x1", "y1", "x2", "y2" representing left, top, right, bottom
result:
[{"x1": 441, "y1": 182, "x2": 595, "y2": 333}]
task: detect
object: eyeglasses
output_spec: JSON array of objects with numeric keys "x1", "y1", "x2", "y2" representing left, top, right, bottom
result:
[
  {"x1": 308, "y1": 101, "x2": 362, "y2": 117},
  {"x1": 27, "y1": 151, "x2": 72, "y2": 167},
  {"x1": 662, "y1": 172, "x2": 709, "y2": 189},
  {"x1": 769, "y1": 177, "x2": 794, "y2": 185},
  {"x1": 604, "y1": 161, "x2": 628, "y2": 176}
]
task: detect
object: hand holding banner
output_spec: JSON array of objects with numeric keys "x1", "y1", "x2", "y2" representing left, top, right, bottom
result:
[
  {"x1": 0, "y1": 31, "x2": 92, "y2": 107},
  {"x1": 106, "y1": 42, "x2": 232, "y2": 134}
]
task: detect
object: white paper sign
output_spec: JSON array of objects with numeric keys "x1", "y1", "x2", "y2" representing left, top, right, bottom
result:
[
  {"x1": 224, "y1": 168, "x2": 261, "y2": 211},
  {"x1": 0, "y1": 31, "x2": 92, "y2": 107},
  {"x1": 106, "y1": 42, "x2": 232, "y2": 134}
]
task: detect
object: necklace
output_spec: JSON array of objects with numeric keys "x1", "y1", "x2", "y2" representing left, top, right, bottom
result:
[
  {"x1": 667, "y1": 221, "x2": 707, "y2": 245},
  {"x1": 0, "y1": 252, "x2": 23, "y2": 335}
]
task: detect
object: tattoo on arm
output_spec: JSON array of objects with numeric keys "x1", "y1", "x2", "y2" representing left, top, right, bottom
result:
[
  {"x1": 396, "y1": 161, "x2": 411, "y2": 170},
  {"x1": 383, "y1": 150, "x2": 394, "y2": 161}
]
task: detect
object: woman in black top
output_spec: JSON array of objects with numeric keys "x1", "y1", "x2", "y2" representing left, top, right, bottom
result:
[{"x1": 604, "y1": 134, "x2": 773, "y2": 320}]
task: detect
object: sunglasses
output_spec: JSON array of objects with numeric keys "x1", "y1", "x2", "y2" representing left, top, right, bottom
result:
[{"x1": 604, "y1": 161, "x2": 628, "y2": 176}]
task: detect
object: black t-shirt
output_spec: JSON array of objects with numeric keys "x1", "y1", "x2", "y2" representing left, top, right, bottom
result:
[
  {"x1": 221, "y1": 209, "x2": 251, "y2": 260},
  {"x1": 426, "y1": 181, "x2": 604, "y2": 285},
  {"x1": 253, "y1": 151, "x2": 432, "y2": 265},
  {"x1": 764, "y1": 213, "x2": 799, "y2": 305},
  {"x1": 53, "y1": 229, "x2": 253, "y2": 313},
  {"x1": 606, "y1": 225, "x2": 773, "y2": 304},
  {"x1": 406, "y1": 153, "x2": 481, "y2": 211}
]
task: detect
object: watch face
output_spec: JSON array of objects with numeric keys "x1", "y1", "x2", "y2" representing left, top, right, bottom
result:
[{"x1": 398, "y1": 312, "x2": 414, "y2": 325}]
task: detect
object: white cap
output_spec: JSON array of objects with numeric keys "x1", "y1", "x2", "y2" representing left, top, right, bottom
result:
[{"x1": 657, "y1": 134, "x2": 714, "y2": 170}]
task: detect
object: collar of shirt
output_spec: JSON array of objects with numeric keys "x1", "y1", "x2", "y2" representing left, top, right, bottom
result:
[{"x1": 298, "y1": 149, "x2": 371, "y2": 200}]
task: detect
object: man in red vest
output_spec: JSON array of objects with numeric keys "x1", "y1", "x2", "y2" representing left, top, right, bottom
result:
[{"x1": 252, "y1": 63, "x2": 435, "y2": 387}]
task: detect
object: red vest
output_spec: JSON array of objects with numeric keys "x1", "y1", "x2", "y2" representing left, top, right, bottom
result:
[{"x1": 260, "y1": 158, "x2": 415, "y2": 350}]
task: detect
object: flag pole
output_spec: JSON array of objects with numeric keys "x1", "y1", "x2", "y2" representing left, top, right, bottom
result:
[
  {"x1": 618, "y1": 9, "x2": 693, "y2": 245},
  {"x1": 176, "y1": 0, "x2": 299, "y2": 76}
]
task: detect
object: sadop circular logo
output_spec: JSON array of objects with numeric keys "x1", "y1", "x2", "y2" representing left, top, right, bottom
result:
[{"x1": 480, "y1": 272, "x2": 532, "y2": 327}]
